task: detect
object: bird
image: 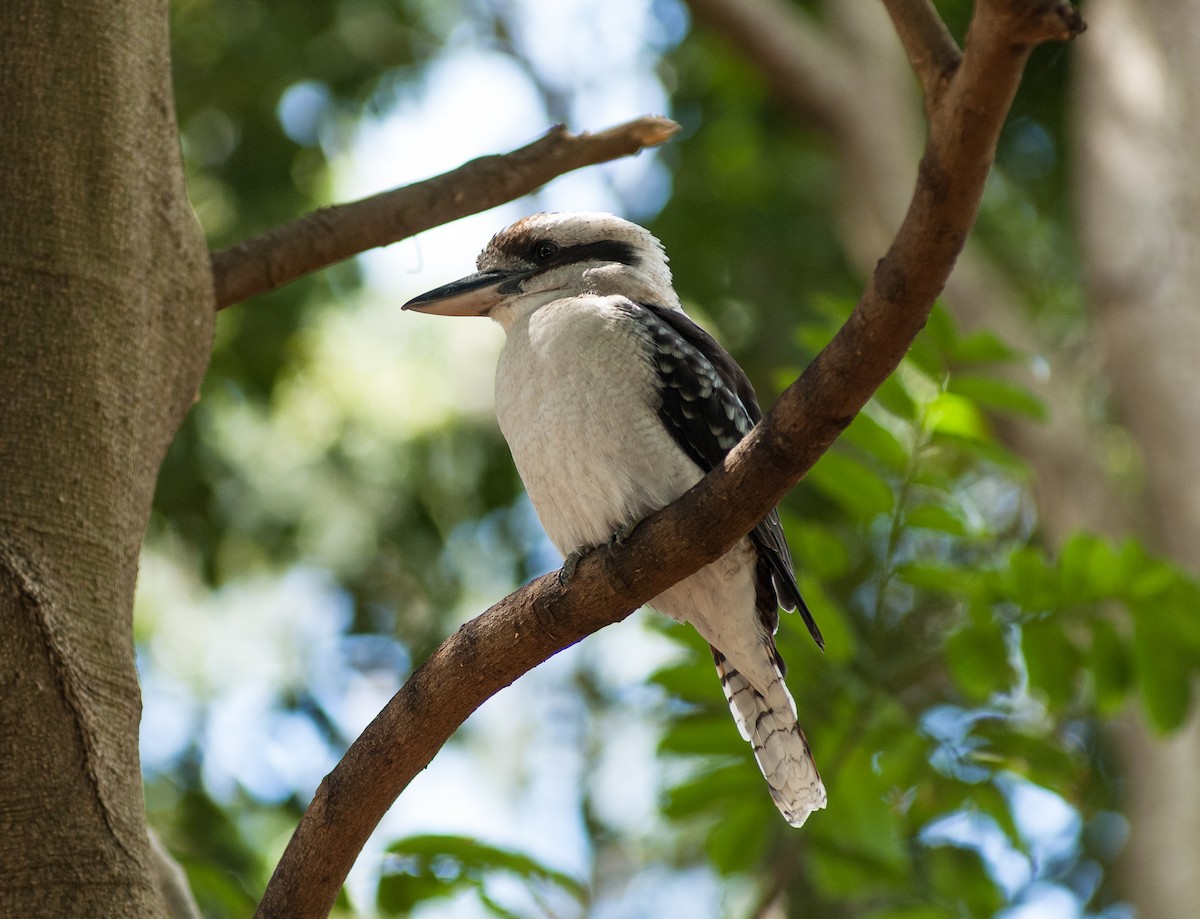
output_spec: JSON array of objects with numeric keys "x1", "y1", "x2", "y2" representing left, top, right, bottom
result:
[{"x1": 403, "y1": 211, "x2": 826, "y2": 826}]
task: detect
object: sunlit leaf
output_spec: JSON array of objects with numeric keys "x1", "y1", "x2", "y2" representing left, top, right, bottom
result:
[
  {"x1": 947, "y1": 374, "x2": 1047, "y2": 421},
  {"x1": 925, "y1": 391, "x2": 988, "y2": 440}
]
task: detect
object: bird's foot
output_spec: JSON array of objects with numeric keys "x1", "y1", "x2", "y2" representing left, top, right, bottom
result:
[
  {"x1": 558, "y1": 523, "x2": 637, "y2": 586},
  {"x1": 609, "y1": 520, "x2": 638, "y2": 547},
  {"x1": 558, "y1": 548, "x2": 585, "y2": 586}
]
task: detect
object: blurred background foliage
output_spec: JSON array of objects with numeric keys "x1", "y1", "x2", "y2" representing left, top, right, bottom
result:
[{"x1": 143, "y1": 1, "x2": 1200, "y2": 917}]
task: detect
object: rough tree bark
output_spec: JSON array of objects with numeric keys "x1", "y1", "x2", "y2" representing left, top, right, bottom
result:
[{"x1": 0, "y1": 1, "x2": 214, "y2": 916}]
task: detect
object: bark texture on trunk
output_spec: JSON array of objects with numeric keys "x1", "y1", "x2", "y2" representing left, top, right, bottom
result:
[{"x1": 0, "y1": 1, "x2": 213, "y2": 915}]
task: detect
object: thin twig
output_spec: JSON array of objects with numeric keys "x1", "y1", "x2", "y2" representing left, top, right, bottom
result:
[
  {"x1": 210, "y1": 116, "x2": 680, "y2": 310},
  {"x1": 253, "y1": 3, "x2": 1084, "y2": 917},
  {"x1": 882, "y1": 0, "x2": 962, "y2": 103}
]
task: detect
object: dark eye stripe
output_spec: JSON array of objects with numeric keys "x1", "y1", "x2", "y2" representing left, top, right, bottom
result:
[{"x1": 553, "y1": 239, "x2": 639, "y2": 267}]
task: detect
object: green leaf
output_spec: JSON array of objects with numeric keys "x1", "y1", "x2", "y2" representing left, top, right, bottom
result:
[
  {"x1": 1058, "y1": 532, "x2": 1117, "y2": 603},
  {"x1": 873, "y1": 374, "x2": 919, "y2": 420},
  {"x1": 1021, "y1": 617, "x2": 1081, "y2": 708},
  {"x1": 906, "y1": 333, "x2": 948, "y2": 380},
  {"x1": 925, "y1": 391, "x2": 989, "y2": 441},
  {"x1": 841, "y1": 410, "x2": 911, "y2": 473},
  {"x1": 806, "y1": 450, "x2": 896, "y2": 519},
  {"x1": 948, "y1": 330, "x2": 1021, "y2": 365},
  {"x1": 1132, "y1": 603, "x2": 1194, "y2": 732},
  {"x1": 659, "y1": 714, "x2": 740, "y2": 757},
  {"x1": 1089, "y1": 618, "x2": 1132, "y2": 715},
  {"x1": 927, "y1": 428, "x2": 1028, "y2": 471},
  {"x1": 786, "y1": 518, "x2": 852, "y2": 580},
  {"x1": 662, "y1": 763, "x2": 760, "y2": 820},
  {"x1": 946, "y1": 618, "x2": 1011, "y2": 702},
  {"x1": 896, "y1": 562, "x2": 979, "y2": 596},
  {"x1": 378, "y1": 872, "x2": 457, "y2": 914},
  {"x1": 923, "y1": 844, "x2": 1005, "y2": 916},
  {"x1": 864, "y1": 908, "x2": 957, "y2": 919},
  {"x1": 651, "y1": 659, "x2": 721, "y2": 704},
  {"x1": 946, "y1": 374, "x2": 1047, "y2": 421},
  {"x1": 906, "y1": 503, "x2": 968, "y2": 536},
  {"x1": 793, "y1": 578, "x2": 857, "y2": 662},
  {"x1": 968, "y1": 780, "x2": 1022, "y2": 850},
  {"x1": 380, "y1": 834, "x2": 587, "y2": 912},
  {"x1": 807, "y1": 747, "x2": 908, "y2": 897},
  {"x1": 1008, "y1": 546, "x2": 1058, "y2": 612},
  {"x1": 922, "y1": 302, "x2": 959, "y2": 352},
  {"x1": 705, "y1": 801, "x2": 771, "y2": 874}
]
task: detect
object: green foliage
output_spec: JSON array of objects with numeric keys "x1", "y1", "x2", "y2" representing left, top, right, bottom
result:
[
  {"x1": 152, "y1": 3, "x2": 1200, "y2": 917},
  {"x1": 648, "y1": 301, "x2": 1200, "y2": 915},
  {"x1": 377, "y1": 835, "x2": 587, "y2": 917}
]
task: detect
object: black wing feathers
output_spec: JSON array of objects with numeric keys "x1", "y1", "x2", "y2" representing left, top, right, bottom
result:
[{"x1": 636, "y1": 303, "x2": 823, "y2": 650}]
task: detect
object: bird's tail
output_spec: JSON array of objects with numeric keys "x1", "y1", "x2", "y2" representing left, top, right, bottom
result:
[{"x1": 712, "y1": 647, "x2": 827, "y2": 827}]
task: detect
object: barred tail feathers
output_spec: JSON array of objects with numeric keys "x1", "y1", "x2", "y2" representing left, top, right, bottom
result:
[{"x1": 713, "y1": 647, "x2": 826, "y2": 827}]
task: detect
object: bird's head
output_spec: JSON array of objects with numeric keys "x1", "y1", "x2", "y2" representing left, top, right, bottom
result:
[{"x1": 402, "y1": 212, "x2": 680, "y2": 330}]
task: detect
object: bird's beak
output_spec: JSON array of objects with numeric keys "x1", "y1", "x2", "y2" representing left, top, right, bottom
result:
[{"x1": 402, "y1": 269, "x2": 526, "y2": 317}]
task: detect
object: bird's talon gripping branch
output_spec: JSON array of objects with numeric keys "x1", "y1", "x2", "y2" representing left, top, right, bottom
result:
[
  {"x1": 558, "y1": 548, "x2": 586, "y2": 586},
  {"x1": 405, "y1": 212, "x2": 826, "y2": 826},
  {"x1": 609, "y1": 521, "x2": 638, "y2": 547}
]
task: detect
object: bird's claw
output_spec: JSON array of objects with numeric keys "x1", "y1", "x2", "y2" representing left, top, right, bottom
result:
[
  {"x1": 558, "y1": 523, "x2": 636, "y2": 586},
  {"x1": 610, "y1": 521, "x2": 638, "y2": 546},
  {"x1": 558, "y1": 549, "x2": 585, "y2": 586}
]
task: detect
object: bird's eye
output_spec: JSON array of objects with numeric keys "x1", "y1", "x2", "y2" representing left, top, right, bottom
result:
[{"x1": 532, "y1": 240, "x2": 559, "y2": 263}]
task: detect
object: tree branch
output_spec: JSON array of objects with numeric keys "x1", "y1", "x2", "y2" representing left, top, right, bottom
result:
[
  {"x1": 254, "y1": 3, "x2": 1083, "y2": 916},
  {"x1": 882, "y1": 0, "x2": 962, "y2": 103},
  {"x1": 210, "y1": 116, "x2": 680, "y2": 311}
]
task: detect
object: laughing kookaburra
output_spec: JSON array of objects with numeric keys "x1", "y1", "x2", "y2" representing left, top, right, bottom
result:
[{"x1": 404, "y1": 212, "x2": 826, "y2": 826}]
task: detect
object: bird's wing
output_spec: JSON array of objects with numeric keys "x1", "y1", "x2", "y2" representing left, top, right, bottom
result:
[{"x1": 631, "y1": 301, "x2": 823, "y2": 650}]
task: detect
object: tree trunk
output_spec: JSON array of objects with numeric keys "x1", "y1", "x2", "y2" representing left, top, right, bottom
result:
[
  {"x1": 1075, "y1": 1, "x2": 1200, "y2": 915},
  {"x1": 0, "y1": 1, "x2": 213, "y2": 915}
]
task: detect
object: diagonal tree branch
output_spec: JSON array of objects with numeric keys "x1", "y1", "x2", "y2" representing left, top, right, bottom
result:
[
  {"x1": 210, "y1": 116, "x2": 680, "y2": 310},
  {"x1": 253, "y1": 2, "x2": 1084, "y2": 917}
]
